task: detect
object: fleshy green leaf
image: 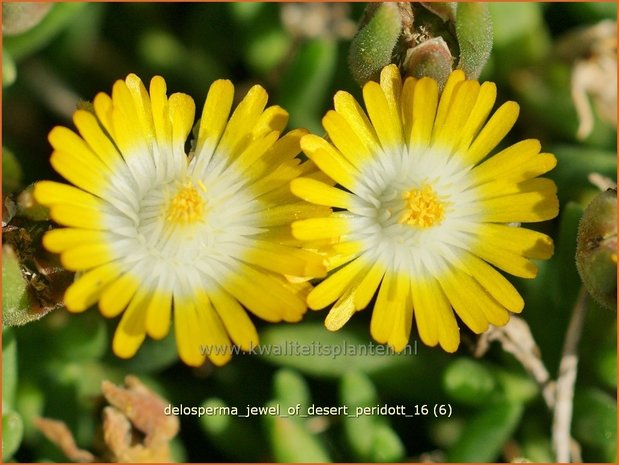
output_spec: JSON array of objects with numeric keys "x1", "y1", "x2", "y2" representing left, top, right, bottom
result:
[
  {"x1": 371, "y1": 423, "x2": 406, "y2": 462},
  {"x1": 348, "y1": 3, "x2": 402, "y2": 86},
  {"x1": 447, "y1": 401, "x2": 523, "y2": 462},
  {"x1": 279, "y1": 38, "x2": 338, "y2": 134},
  {"x1": 2, "y1": 147, "x2": 22, "y2": 193},
  {"x1": 2, "y1": 52, "x2": 17, "y2": 88},
  {"x1": 455, "y1": 2, "x2": 493, "y2": 79},
  {"x1": 273, "y1": 369, "x2": 311, "y2": 416},
  {"x1": 258, "y1": 322, "x2": 412, "y2": 378},
  {"x1": 264, "y1": 401, "x2": 331, "y2": 462},
  {"x1": 443, "y1": 358, "x2": 497, "y2": 406},
  {"x1": 2, "y1": 411, "x2": 24, "y2": 461},
  {"x1": 573, "y1": 388, "x2": 617, "y2": 462},
  {"x1": 2, "y1": 329, "x2": 18, "y2": 408},
  {"x1": 1, "y1": 246, "x2": 34, "y2": 328}
]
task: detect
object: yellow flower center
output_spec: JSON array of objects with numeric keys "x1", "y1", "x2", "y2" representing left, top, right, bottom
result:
[
  {"x1": 166, "y1": 181, "x2": 206, "y2": 224},
  {"x1": 399, "y1": 185, "x2": 445, "y2": 228}
]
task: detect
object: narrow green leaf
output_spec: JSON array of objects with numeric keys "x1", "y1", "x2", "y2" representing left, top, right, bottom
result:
[
  {"x1": 573, "y1": 388, "x2": 617, "y2": 461},
  {"x1": 2, "y1": 147, "x2": 22, "y2": 193},
  {"x1": 259, "y1": 322, "x2": 412, "y2": 378},
  {"x1": 455, "y1": 3, "x2": 493, "y2": 79},
  {"x1": 264, "y1": 401, "x2": 331, "y2": 462},
  {"x1": 1, "y1": 246, "x2": 33, "y2": 328},
  {"x1": 340, "y1": 371, "x2": 379, "y2": 460},
  {"x1": 279, "y1": 38, "x2": 337, "y2": 134},
  {"x1": 2, "y1": 329, "x2": 18, "y2": 408},
  {"x1": 2, "y1": 411, "x2": 23, "y2": 461},
  {"x1": 371, "y1": 424, "x2": 406, "y2": 462},
  {"x1": 443, "y1": 358, "x2": 496, "y2": 406},
  {"x1": 348, "y1": 3, "x2": 402, "y2": 86},
  {"x1": 447, "y1": 401, "x2": 523, "y2": 462},
  {"x1": 273, "y1": 369, "x2": 311, "y2": 415},
  {"x1": 2, "y1": 52, "x2": 17, "y2": 88}
]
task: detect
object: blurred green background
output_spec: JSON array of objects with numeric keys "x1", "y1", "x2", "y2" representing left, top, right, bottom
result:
[{"x1": 2, "y1": 3, "x2": 617, "y2": 463}]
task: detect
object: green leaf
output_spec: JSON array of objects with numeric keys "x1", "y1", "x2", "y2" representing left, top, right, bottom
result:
[
  {"x1": 278, "y1": 38, "x2": 338, "y2": 134},
  {"x1": 273, "y1": 369, "x2": 311, "y2": 415},
  {"x1": 2, "y1": 329, "x2": 18, "y2": 408},
  {"x1": 573, "y1": 387, "x2": 617, "y2": 461},
  {"x1": 348, "y1": 3, "x2": 402, "y2": 86},
  {"x1": 264, "y1": 401, "x2": 331, "y2": 462},
  {"x1": 339, "y1": 371, "x2": 405, "y2": 462},
  {"x1": 2, "y1": 411, "x2": 23, "y2": 461},
  {"x1": 52, "y1": 312, "x2": 108, "y2": 362},
  {"x1": 15, "y1": 380, "x2": 45, "y2": 443},
  {"x1": 371, "y1": 423, "x2": 406, "y2": 462},
  {"x1": 2, "y1": 52, "x2": 17, "y2": 88},
  {"x1": 493, "y1": 367, "x2": 538, "y2": 404},
  {"x1": 443, "y1": 358, "x2": 497, "y2": 406},
  {"x1": 1, "y1": 246, "x2": 34, "y2": 328},
  {"x1": 339, "y1": 371, "x2": 379, "y2": 460},
  {"x1": 455, "y1": 2, "x2": 493, "y2": 79},
  {"x1": 518, "y1": 416, "x2": 554, "y2": 463},
  {"x1": 4, "y1": 3, "x2": 88, "y2": 61},
  {"x1": 2, "y1": 147, "x2": 22, "y2": 193},
  {"x1": 258, "y1": 322, "x2": 412, "y2": 378},
  {"x1": 488, "y1": 3, "x2": 551, "y2": 76},
  {"x1": 447, "y1": 401, "x2": 523, "y2": 462}
]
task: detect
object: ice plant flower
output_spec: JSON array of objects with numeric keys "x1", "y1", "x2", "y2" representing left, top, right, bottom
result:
[
  {"x1": 34, "y1": 74, "x2": 328, "y2": 366},
  {"x1": 291, "y1": 64, "x2": 559, "y2": 352}
]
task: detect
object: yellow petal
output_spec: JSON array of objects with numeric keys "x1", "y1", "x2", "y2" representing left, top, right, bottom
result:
[
  {"x1": 42, "y1": 228, "x2": 104, "y2": 253},
  {"x1": 409, "y1": 77, "x2": 439, "y2": 149},
  {"x1": 464, "y1": 101, "x2": 520, "y2": 164},
  {"x1": 301, "y1": 134, "x2": 358, "y2": 192},
  {"x1": 325, "y1": 288, "x2": 356, "y2": 331},
  {"x1": 363, "y1": 80, "x2": 402, "y2": 148},
  {"x1": 174, "y1": 297, "x2": 206, "y2": 367},
  {"x1": 61, "y1": 243, "x2": 113, "y2": 271},
  {"x1": 438, "y1": 267, "x2": 490, "y2": 334},
  {"x1": 209, "y1": 287, "x2": 259, "y2": 351},
  {"x1": 462, "y1": 252, "x2": 524, "y2": 313},
  {"x1": 291, "y1": 216, "x2": 349, "y2": 241},
  {"x1": 99, "y1": 273, "x2": 140, "y2": 318},
  {"x1": 145, "y1": 288, "x2": 172, "y2": 340},
  {"x1": 290, "y1": 177, "x2": 353, "y2": 209},
  {"x1": 112, "y1": 289, "x2": 148, "y2": 359},
  {"x1": 333, "y1": 90, "x2": 382, "y2": 156},
  {"x1": 308, "y1": 257, "x2": 366, "y2": 309},
  {"x1": 195, "y1": 79, "x2": 234, "y2": 160},
  {"x1": 433, "y1": 70, "x2": 466, "y2": 132},
  {"x1": 411, "y1": 276, "x2": 460, "y2": 352},
  {"x1": 64, "y1": 263, "x2": 122, "y2": 311}
]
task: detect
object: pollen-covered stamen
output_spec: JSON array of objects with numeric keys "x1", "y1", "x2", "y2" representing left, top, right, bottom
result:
[
  {"x1": 399, "y1": 185, "x2": 445, "y2": 228},
  {"x1": 166, "y1": 181, "x2": 206, "y2": 224}
]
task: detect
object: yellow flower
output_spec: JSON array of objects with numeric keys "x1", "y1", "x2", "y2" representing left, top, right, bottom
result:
[
  {"x1": 291, "y1": 65, "x2": 559, "y2": 353},
  {"x1": 34, "y1": 74, "x2": 328, "y2": 366}
]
